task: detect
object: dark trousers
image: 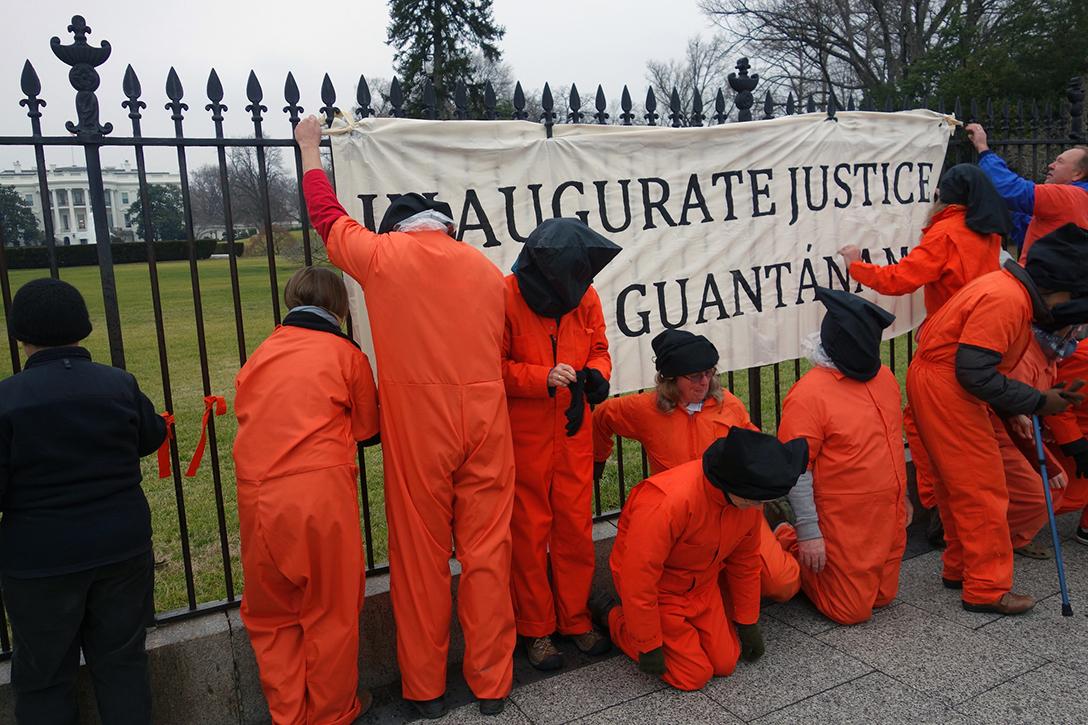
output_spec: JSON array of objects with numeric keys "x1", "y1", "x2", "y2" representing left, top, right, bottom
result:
[{"x1": 1, "y1": 551, "x2": 153, "y2": 725}]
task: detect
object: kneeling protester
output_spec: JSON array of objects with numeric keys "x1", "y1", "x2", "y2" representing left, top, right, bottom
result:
[{"x1": 605, "y1": 428, "x2": 807, "y2": 691}]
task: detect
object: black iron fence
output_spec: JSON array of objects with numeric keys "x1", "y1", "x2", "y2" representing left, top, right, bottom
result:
[{"x1": 0, "y1": 14, "x2": 1084, "y2": 658}]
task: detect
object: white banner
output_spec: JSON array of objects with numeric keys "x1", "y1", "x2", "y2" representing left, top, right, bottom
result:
[{"x1": 330, "y1": 111, "x2": 952, "y2": 394}]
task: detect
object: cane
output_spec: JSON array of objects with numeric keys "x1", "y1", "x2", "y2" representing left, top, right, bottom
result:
[{"x1": 1031, "y1": 415, "x2": 1074, "y2": 617}]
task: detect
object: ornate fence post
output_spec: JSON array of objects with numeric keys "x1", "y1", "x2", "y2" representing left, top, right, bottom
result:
[
  {"x1": 51, "y1": 15, "x2": 126, "y2": 367},
  {"x1": 728, "y1": 58, "x2": 758, "y2": 123}
]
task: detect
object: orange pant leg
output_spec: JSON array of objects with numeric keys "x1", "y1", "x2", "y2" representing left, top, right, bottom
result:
[
  {"x1": 238, "y1": 465, "x2": 365, "y2": 725},
  {"x1": 775, "y1": 523, "x2": 876, "y2": 625},
  {"x1": 905, "y1": 403, "x2": 939, "y2": 510},
  {"x1": 994, "y1": 418, "x2": 1049, "y2": 548},
  {"x1": 451, "y1": 382, "x2": 517, "y2": 700},
  {"x1": 758, "y1": 518, "x2": 800, "y2": 603},
  {"x1": 510, "y1": 464, "x2": 556, "y2": 637},
  {"x1": 1053, "y1": 449, "x2": 1088, "y2": 517},
  {"x1": 908, "y1": 362, "x2": 1013, "y2": 604},
  {"x1": 548, "y1": 461, "x2": 595, "y2": 635},
  {"x1": 874, "y1": 515, "x2": 907, "y2": 609}
]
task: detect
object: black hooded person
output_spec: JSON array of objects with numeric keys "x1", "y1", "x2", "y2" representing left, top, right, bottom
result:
[
  {"x1": 500, "y1": 217, "x2": 621, "y2": 670},
  {"x1": 601, "y1": 427, "x2": 807, "y2": 690},
  {"x1": 765, "y1": 287, "x2": 914, "y2": 625},
  {"x1": 904, "y1": 223, "x2": 1088, "y2": 616}
]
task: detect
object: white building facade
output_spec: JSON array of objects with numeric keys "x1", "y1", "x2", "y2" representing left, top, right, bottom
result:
[{"x1": 0, "y1": 161, "x2": 181, "y2": 245}]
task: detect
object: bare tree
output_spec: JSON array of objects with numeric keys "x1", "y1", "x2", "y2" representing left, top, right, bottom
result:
[{"x1": 645, "y1": 34, "x2": 733, "y2": 120}]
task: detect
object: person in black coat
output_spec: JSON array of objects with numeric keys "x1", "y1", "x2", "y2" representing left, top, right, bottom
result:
[{"x1": 0, "y1": 278, "x2": 166, "y2": 725}]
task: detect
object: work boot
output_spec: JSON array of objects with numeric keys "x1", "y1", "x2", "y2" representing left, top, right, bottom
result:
[
  {"x1": 941, "y1": 577, "x2": 962, "y2": 590},
  {"x1": 409, "y1": 696, "x2": 447, "y2": 720},
  {"x1": 526, "y1": 635, "x2": 563, "y2": 671},
  {"x1": 926, "y1": 508, "x2": 946, "y2": 549},
  {"x1": 1075, "y1": 526, "x2": 1088, "y2": 546},
  {"x1": 571, "y1": 626, "x2": 611, "y2": 656},
  {"x1": 587, "y1": 593, "x2": 616, "y2": 630},
  {"x1": 478, "y1": 698, "x2": 505, "y2": 716},
  {"x1": 962, "y1": 592, "x2": 1035, "y2": 615},
  {"x1": 1014, "y1": 541, "x2": 1051, "y2": 559}
]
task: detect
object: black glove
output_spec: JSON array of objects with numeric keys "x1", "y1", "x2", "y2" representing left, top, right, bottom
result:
[
  {"x1": 638, "y1": 647, "x2": 666, "y2": 675},
  {"x1": 593, "y1": 460, "x2": 606, "y2": 484},
  {"x1": 1060, "y1": 437, "x2": 1088, "y2": 479},
  {"x1": 564, "y1": 371, "x2": 588, "y2": 436},
  {"x1": 735, "y1": 621, "x2": 765, "y2": 662},
  {"x1": 584, "y1": 368, "x2": 610, "y2": 406}
]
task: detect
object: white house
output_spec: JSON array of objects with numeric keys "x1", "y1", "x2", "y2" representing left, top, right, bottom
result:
[{"x1": 0, "y1": 161, "x2": 181, "y2": 245}]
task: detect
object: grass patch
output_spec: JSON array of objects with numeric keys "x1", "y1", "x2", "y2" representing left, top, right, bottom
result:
[{"x1": 0, "y1": 255, "x2": 912, "y2": 614}]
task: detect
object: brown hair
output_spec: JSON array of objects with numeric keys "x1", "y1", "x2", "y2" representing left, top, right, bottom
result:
[
  {"x1": 654, "y1": 371, "x2": 724, "y2": 413},
  {"x1": 284, "y1": 266, "x2": 349, "y2": 320}
]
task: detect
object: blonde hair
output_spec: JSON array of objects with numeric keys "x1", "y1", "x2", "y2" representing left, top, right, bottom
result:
[
  {"x1": 654, "y1": 371, "x2": 724, "y2": 413},
  {"x1": 284, "y1": 267, "x2": 349, "y2": 320}
]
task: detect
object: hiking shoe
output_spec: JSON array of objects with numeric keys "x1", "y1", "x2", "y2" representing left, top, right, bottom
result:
[
  {"x1": 409, "y1": 696, "x2": 447, "y2": 720},
  {"x1": 1076, "y1": 526, "x2": 1088, "y2": 546},
  {"x1": 478, "y1": 698, "x2": 505, "y2": 716},
  {"x1": 941, "y1": 577, "x2": 963, "y2": 590},
  {"x1": 962, "y1": 591, "x2": 1035, "y2": 615},
  {"x1": 1014, "y1": 542, "x2": 1051, "y2": 559},
  {"x1": 926, "y1": 508, "x2": 946, "y2": 549},
  {"x1": 526, "y1": 635, "x2": 563, "y2": 671},
  {"x1": 571, "y1": 627, "x2": 611, "y2": 656}
]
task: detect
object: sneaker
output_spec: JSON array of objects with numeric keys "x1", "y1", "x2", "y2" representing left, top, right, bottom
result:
[
  {"x1": 1076, "y1": 526, "x2": 1088, "y2": 546},
  {"x1": 1014, "y1": 541, "x2": 1051, "y2": 559},
  {"x1": 571, "y1": 627, "x2": 611, "y2": 656},
  {"x1": 526, "y1": 635, "x2": 563, "y2": 671},
  {"x1": 409, "y1": 696, "x2": 447, "y2": 720},
  {"x1": 478, "y1": 698, "x2": 505, "y2": 716}
]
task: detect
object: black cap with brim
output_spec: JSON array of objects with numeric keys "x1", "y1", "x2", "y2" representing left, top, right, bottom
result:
[
  {"x1": 702, "y1": 427, "x2": 808, "y2": 501},
  {"x1": 378, "y1": 193, "x2": 454, "y2": 234}
]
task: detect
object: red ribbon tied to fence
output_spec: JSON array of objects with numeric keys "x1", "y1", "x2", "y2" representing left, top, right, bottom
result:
[
  {"x1": 185, "y1": 395, "x2": 227, "y2": 477},
  {"x1": 158, "y1": 412, "x2": 175, "y2": 479}
]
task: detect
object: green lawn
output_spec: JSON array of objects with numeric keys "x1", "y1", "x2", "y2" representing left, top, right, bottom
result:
[{"x1": 0, "y1": 255, "x2": 912, "y2": 615}]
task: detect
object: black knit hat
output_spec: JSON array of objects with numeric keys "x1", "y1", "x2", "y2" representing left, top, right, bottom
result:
[
  {"x1": 651, "y1": 329, "x2": 719, "y2": 377},
  {"x1": 702, "y1": 428, "x2": 808, "y2": 501},
  {"x1": 377, "y1": 193, "x2": 454, "y2": 234},
  {"x1": 1025, "y1": 223, "x2": 1088, "y2": 294},
  {"x1": 10, "y1": 278, "x2": 93, "y2": 346}
]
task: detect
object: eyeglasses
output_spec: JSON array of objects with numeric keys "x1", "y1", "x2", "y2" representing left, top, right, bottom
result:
[{"x1": 680, "y1": 368, "x2": 717, "y2": 383}]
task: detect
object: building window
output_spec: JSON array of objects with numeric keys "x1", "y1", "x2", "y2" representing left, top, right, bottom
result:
[
  {"x1": 104, "y1": 190, "x2": 112, "y2": 210},
  {"x1": 60, "y1": 210, "x2": 70, "y2": 231},
  {"x1": 24, "y1": 194, "x2": 33, "y2": 205},
  {"x1": 121, "y1": 192, "x2": 130, "y2": 205},
  {"x1": 124, "y1": 213, "x2": 132, "y2": 228},
  {"x1": 55, "y1": 189, "x2": 68, "y2": 207},
  {"x1": 76, "y1": 209, "x2": 87, "y2": 231},
  {"x1": 72, "y1": 189, "x2": 85, "y2": 206}
]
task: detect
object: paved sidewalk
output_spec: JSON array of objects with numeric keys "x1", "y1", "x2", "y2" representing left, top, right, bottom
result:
[{"x1": 361, "y1": 512, "x2": 1088, "y2": 724}]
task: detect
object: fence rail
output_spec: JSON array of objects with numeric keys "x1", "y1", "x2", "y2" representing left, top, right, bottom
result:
[{"x1": 0, "y1": 14, "x2": 1084, "y2": 659}]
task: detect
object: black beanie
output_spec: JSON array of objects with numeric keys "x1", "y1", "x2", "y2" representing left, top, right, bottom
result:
[
  {"x1": 702, "y1": 427, "x2": 808, "y2": 501},
  {"x1": 651, "y1": 329, "x2": 719, "y2": 377},
  {"x1": 1025, "y1": 223, "x2": 1088, "y2": 294},
  {"x1": 10, "y1": 278, "x2": 93, "y2": 346},
  {"x1": 377, "y1": 193, "x2": 454, "y2": 234}
]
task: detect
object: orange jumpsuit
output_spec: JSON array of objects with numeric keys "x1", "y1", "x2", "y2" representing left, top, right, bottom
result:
[
  {"x1": 607, "y1": 460, "x2": 760, "y2": 691},
  {"x1": 906, "y1": 269, "x2": 1036, "y2": 604},
  {"x1": 1050, "y1": 340, "x2": 1088, "y2": 523},
  {"x1": 305, "y1": 171, "x2": 517, "y2": 701},
  {"x1": 850, "y1": 205, "x2": 1001, "y2": 510},
  {"x1": 502, "y1": 279, "x2": 610, "y2": 638},
  {"x1": 234, "y1": 323, "x2": 380, "y2": 725},
  {"x1": 773, "y1": 366, "x2": 908, "y2": 624},
  {"x1": 1017, "y1": 185, "x2": 1088, "y2": 263},
  {"x1": 591, "y1": 391, "x2": 798, "y2": 602}
]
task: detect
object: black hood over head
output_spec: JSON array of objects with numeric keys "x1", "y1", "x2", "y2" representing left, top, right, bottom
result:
[
  {"x1": 702, "y1": 428, "x2": 808, "y2": 501},
  {"x1": 1024, "y1": 223, "x2": 1088, "y2": 295},
  {"x1": 816, "y1": 287, "x2": 896, "y2": 382},
  {"x1": 513, "y1": 218, "x2": 621, "y2": 318},
  {"x1": 378, "y1": 193, "x2": 454, "y2": 234},
  {"x1": 937, "y1": 164, "x2": 1013, "y2": 238}
]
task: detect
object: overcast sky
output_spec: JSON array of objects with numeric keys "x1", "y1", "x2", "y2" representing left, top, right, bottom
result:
[{"x1": 2, "y1": 0, "x2": 714, "y2": 171}]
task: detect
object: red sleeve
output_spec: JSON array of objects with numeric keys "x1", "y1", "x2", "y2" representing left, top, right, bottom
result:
[
  {"x1": 302, "y1": 169, "x2": 348, "y2": 238},
  {"x1": 848, "y1": 231, "x2": 949, "y2": 297},
  {"x1": 350, "y1": 351, "x2": 380, "y2": 442},
  {"x1": 584, "y1": 287, "x2": 611, "y2": 379}
]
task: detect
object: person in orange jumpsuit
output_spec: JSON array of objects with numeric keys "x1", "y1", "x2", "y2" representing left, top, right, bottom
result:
[
  {"x1": 770, "y1": 288, "x2": 911, "y2": 624},
  {"x1": 234, "y1": 267, "x2": 380, "y2": 725},
  {"x1": 295, "y1": 117, "x2": 517, "y2": 719},
  {"x1": 906, "y1": 223, "x2": 1088, "y2": 614},
  {"x1": 1050, "y1": 334, "x2": 1088, "y2": 542},
  {"x1": 601, "y1": 428, "x2": 807, "y2": 691},
  {"x1": 842, "y1": 164, "x2": 1010, "y2": 545},
  {"x1": 502, "y1": 218, "x2": 619, "y2": 669},
  {"x1": 590, "y1": 329, "x2": 799, "y2": 602}
]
